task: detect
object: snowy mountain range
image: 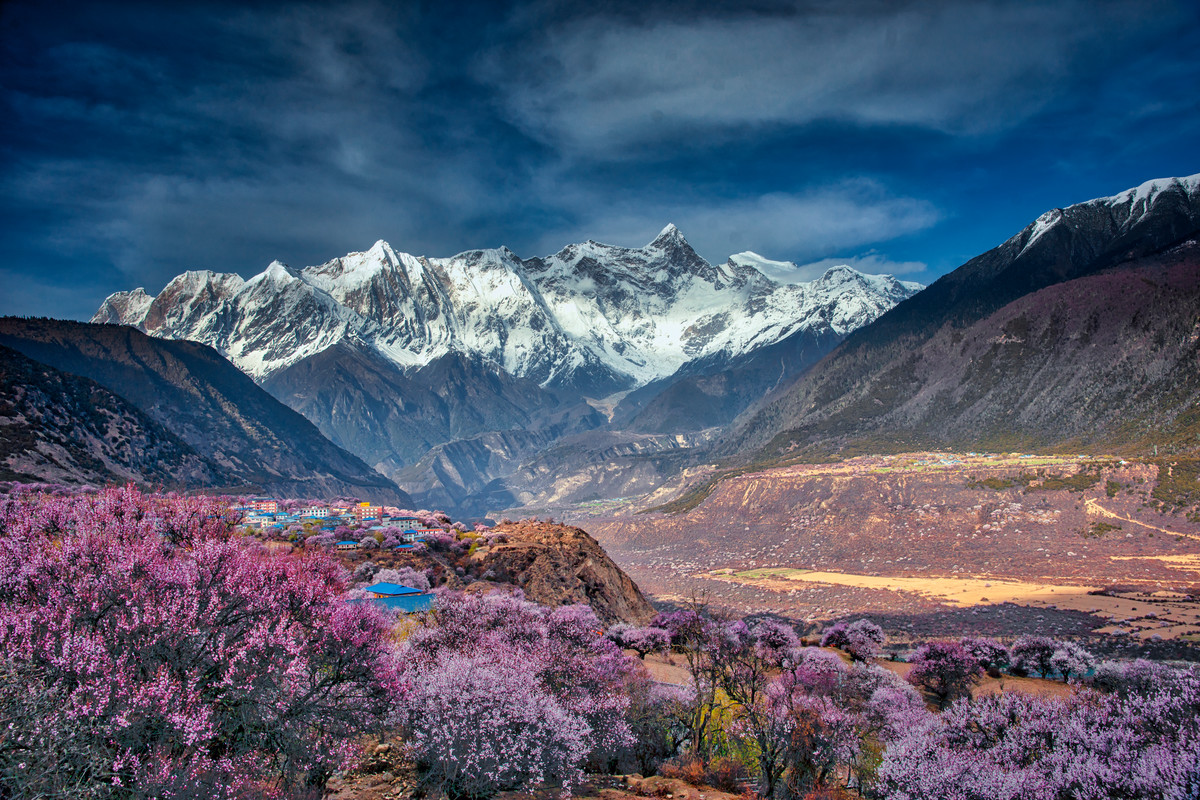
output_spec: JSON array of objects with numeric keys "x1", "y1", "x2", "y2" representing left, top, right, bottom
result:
[
  {"x1": 95, "y1": 225, "x2": 920, "y2": 394},
  {"x1": 94, "y1": 225, "x2": 922, "y2": 513}
]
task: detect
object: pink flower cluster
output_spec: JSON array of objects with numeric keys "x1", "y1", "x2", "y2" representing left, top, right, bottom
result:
[
  {"x1": 878, "y1": 672, "x2": 1200, "y2": 799},
  {"x1": 390, "y1": 591, "x2": 637, "y2": 798},
  {"x1": 0, "y1": 485, "x2": 398, "y2": 797}
]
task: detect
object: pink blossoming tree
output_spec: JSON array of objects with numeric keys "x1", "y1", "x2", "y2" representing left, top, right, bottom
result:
[
  {"x1": 390, "y1": 590, "x2": 636, "y2": 798},
  {"x1": 0, "y1": 485, "x2": 399, "y2": 798}
]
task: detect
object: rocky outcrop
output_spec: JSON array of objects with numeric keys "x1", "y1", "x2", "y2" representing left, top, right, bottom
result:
[{"x1": 468, "y1": 521, "x2": 656, "y2": 625}]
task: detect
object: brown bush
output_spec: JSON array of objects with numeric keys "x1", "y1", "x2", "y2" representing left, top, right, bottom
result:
[
  {"x1": 659, "y1": 755, "x2": 749, "y2": 792},
  {"x1": 705, "y1": 756, "x2": 750, "y2": 793},
  {"x1": 659, "y1": 755, "x2": 707, "y2": 786}
]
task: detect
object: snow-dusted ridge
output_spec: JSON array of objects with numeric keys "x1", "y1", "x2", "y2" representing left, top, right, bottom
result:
[
  {"x1": 1112, "y1": 173, "x2": 1200, "y2": 208},
  {"x1": 94, "y1": 226, "x2": 925, "y2": 388},
  {"x1": 1016, "y1": 173, "x2": 1200, "y2": 258}
]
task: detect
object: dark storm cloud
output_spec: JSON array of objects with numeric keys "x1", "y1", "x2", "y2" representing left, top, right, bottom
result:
[
  {"x1": 1, "y1": 0, "x2": 1198, "y2": 319},
  {"x1": 3, "y1": 2, "x2": 460, "y2": 288}
]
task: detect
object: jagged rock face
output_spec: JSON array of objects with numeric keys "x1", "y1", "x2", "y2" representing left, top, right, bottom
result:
[
  {"x1": 469, "y1": 521, "x2": 657, "y2": 625},
  {"x1": 724, "y1": 173, "x2": 1200, "y2": 460},
  {"x1": 0, "y1": 344, "x2": 218, "y2": 487}
]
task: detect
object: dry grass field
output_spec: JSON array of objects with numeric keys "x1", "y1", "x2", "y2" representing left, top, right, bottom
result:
[{"x1": 566, "y1": 453, "x2": 1200, "y2": 645}]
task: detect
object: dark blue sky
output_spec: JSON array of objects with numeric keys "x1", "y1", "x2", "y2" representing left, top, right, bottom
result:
[{"x1": 3, "y1": 0, "x2": 1199, "y2": 319}]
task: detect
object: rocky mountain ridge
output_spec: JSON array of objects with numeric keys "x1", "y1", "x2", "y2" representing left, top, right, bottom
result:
[{"x1": 721, "y1": 173, "x2": 1200, "y2": 461}]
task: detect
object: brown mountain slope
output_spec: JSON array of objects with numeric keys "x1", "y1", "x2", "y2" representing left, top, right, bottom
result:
[
  {"x1": 0, "y1": 319, "x2": 409, "y2": 502},
  {"x1": 0, "y1": 344, "x2": 218, "y2": 487},
  {"x1": 750, "y1": 241, "x2": 1200, "y2": 456},
  {"x1": 723, "y1": 175, "x2": 1200, "y2": 462}
]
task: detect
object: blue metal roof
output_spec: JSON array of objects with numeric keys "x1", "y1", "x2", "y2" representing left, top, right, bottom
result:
[{"x1": 365, "y1": 582, "x2": 423, "y2": 596}]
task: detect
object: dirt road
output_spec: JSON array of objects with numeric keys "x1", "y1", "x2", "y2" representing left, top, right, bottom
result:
[{"x1": 1085, "y1": 498, "x2": 1200, "y2": 542}]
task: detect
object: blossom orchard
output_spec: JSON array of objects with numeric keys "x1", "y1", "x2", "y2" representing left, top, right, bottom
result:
[
  {"x1": 389, "y1": 591, "x2": 639, "y2": 797},
  {"x1": 0, "y1": 485, "x2": 399, "y2": 798},
  {"x1": 3, "y1": 484, "x2": 1199, "y2": 800}
]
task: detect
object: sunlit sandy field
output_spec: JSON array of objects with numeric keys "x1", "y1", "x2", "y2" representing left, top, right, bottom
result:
[
  {"x1": 703, "y1": 567, "x2": 1200, "y2": 640},
  {"x1": 575, "y1": 452, "x2": 1200, "y2": 641}
]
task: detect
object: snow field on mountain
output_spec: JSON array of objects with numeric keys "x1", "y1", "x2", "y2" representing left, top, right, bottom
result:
[{"x1": 95, "y1": 226, "x2": 924, "y2": 388}]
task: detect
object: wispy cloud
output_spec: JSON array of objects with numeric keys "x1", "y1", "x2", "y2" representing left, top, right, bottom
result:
[
  {"x1": 530, "y1": 179, "x2": 940, "y2": 265},
  {"x1": 478, "y1": 0, "x2": 1177, "y2": 156}
]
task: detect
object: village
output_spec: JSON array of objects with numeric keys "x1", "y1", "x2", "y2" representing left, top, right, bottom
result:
[
  {"x1": 233, "y1": 497, "x2": 446, "y2": 543},
  {"x1": 233, "y1": 496, "x2": 453, "y2": 612}
]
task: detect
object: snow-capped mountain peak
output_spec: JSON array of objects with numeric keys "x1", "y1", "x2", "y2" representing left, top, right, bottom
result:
[
  {"x1": 1017, "y1": 172, "x2": 1200, "y2": 258},
  {"x1": 94, "y1": 228, "x2": 924, "y2": 389},
  {"x1": 94, "y1": 286, "x2": 154, "y2": 326},
  {"x1": 648, "y1": 222, "x2": 687, "y2": 248},
  {"x1": 258, "y1": 260, "x2": 299, "y2": 282},
  {"x1": 1112, "y1": 173, "x2": 1200, "y2": 209}
]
